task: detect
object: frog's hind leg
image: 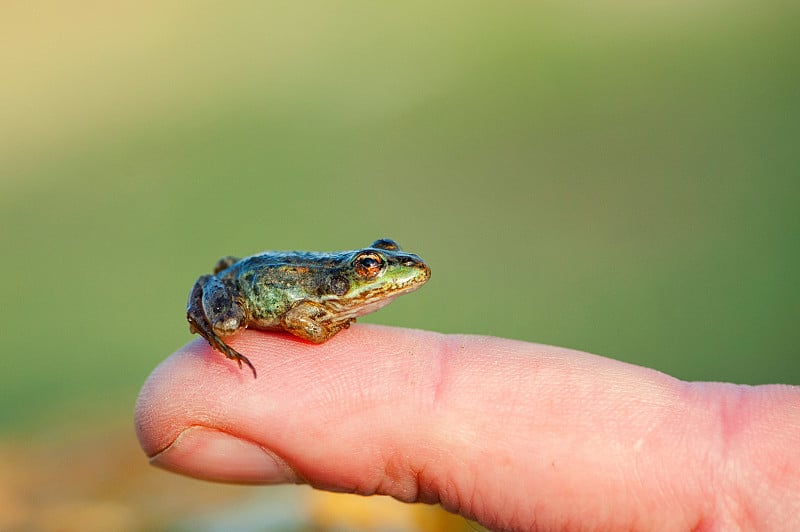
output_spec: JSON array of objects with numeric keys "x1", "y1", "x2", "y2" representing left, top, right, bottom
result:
[{"x1": 187, "y1": 275, "x2": 257, "y2": 378}]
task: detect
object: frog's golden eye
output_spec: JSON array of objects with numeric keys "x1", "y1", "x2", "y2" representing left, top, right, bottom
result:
[{"x1": 354, "y1": 252, "x2": 384, "y2": 280}]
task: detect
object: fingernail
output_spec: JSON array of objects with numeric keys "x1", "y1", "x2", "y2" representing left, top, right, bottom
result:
[{"x1": 150, "y1": 426, "x2": 296, "y2": 484}]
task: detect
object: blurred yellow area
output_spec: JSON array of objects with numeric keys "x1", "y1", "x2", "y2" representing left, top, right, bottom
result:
[{"x1": 0, "y1": 422, "x2": 478, "y2": 531}]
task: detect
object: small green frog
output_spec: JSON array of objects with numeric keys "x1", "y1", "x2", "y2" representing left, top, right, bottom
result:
[{"x1": 187, "y1": 239, "x2": 430, "y2": 377}]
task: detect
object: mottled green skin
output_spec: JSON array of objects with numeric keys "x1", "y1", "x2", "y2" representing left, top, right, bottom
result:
[{"x1": 187, "y1": 239, "x2": 430, "y2": 378}]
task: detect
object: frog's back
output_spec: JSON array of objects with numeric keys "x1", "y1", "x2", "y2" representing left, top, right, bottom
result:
[
  {"x1": 247, "y1": 250, "x2": 341, "y2": 265},
  {"x1": 224, "y1": 251, "x2": 347, "y2": 327}
]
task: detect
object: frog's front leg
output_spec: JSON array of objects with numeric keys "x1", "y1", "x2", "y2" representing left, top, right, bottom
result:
[
  {"x1": 187, "y1": 274, "x2": 257, "y2": 378},
  {"x1": 281, "y1": 300, "x2": 353, "y2": 344}
]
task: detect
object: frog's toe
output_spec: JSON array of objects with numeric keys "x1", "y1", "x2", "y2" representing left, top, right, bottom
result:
[
  {"x1": 221, "y1": 345, "x2": 257, "y2": 379},
  {"x1": 209, "y1": 338, "x2": 258, "y2": 378}
]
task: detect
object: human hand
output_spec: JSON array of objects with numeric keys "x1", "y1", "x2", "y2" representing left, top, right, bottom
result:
[{"x1": 135, "y1": 325, "x2": 800, "y2": 531}]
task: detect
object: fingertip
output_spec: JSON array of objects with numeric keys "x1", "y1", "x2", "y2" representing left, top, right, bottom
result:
[
  {"x1": 134, "y1": 342, "x2": 190, "y2": 457},
  {"x1": 134, "y1": 326, "x2": 454, "y2": 485}
]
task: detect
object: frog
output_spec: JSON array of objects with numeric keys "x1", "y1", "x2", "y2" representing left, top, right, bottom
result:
[{"x1": 187, "y1": 239, "x2": 431, "y2": 378}]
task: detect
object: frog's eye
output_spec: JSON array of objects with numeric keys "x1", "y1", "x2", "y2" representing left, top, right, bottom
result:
[{"x1": 354, "y1": 252, "x2": 385, "y2": 280}]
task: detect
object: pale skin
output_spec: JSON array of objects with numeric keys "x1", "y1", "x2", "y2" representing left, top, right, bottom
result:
[{"x1": 135, "y1": 325, "x2": 800, "y2": 531}]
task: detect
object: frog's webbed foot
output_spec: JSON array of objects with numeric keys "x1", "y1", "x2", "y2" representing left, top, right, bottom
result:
[
  {"x1": 187, "y1": 274, "x2": 257, "y2": 378},
  {"x1": 281, "y1": 300, "x2": 353, "y2": 344}
]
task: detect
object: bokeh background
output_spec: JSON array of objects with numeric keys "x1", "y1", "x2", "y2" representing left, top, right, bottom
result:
[{"x1": 1, "y1": 2, "x2": 798, "y2": 530}]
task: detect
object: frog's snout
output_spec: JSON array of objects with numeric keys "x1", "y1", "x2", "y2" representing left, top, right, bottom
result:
[
  {"x1": 404, "y1": 255, "x2": 430, "y2": 281},
  {"x1": 421, "y1": 263, "x2": 431, "y2": 281}
]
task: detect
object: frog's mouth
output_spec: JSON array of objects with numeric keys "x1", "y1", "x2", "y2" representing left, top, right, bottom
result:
[
  {"x1": 323, "y1": 270, "x2": 430, "y2": 321},
  {"x1": 331, "y1": 295, "x2": 398, "y2": 320}
]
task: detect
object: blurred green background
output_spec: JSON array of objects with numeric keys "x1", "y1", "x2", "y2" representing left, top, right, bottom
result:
[{"x1": 1, "y1": 1, "x2": 798, "y2": 529}]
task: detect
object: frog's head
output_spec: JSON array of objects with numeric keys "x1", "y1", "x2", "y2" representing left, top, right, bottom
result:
[{"x1": 321, "y1": 239, "x2": 431, "y2": 318}]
